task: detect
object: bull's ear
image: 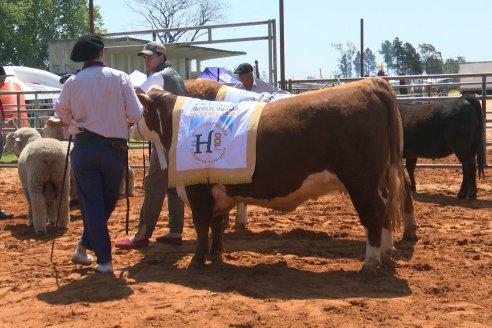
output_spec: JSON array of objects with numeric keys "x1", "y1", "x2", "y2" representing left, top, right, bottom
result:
[{"x1": 138, "y1": 94, "x2": 153, "y2": 108}]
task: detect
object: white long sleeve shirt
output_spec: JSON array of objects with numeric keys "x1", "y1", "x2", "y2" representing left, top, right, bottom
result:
[
  {"x1": 233, "y1": 77, "x2": 290, "y2": 94},
  {"x1": 54, "y1": 65, "x2": 143, "y2": 139}
]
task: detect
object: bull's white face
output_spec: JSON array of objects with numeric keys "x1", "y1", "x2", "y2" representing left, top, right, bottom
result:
[
  {"x1": 133, "y1": 86, "x2": 172, "y2": 149},
  {"x1": 129, "y1": 116, "x2": 165, "y2": 149}
]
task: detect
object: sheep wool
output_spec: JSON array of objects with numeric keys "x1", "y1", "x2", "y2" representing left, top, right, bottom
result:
[{"x1": 15, "y1": 128, "x2": 70, "y2": 234}]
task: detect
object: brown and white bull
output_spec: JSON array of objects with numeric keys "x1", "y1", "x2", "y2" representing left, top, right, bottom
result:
[
  {"x1": 135, "y1": 77, "x2": 417, "y2": 271},
  {"x1": 184, "y1": 79, "x2": 249, "y2": 226}
]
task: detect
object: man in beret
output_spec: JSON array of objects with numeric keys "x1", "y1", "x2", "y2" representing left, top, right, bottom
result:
[
  {"x1": 116, "y1": 40, "x2": 185, "y2": 250},
  {"x1": 54, "y1": 34, "x2": 143, "y2": 273},
  {"x1": 0, "y1": 66, "x2": 14, "y2": 219},
  {"x1": 233, "y1": 62, "x2": 289, "y2": 94}
]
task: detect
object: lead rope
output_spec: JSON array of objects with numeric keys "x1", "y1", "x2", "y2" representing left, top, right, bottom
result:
[
  {"x1": 125, "y1": 144, "x2": 130, "y2": 235},
  {"x1": 142, "y1": 140, "x2": 146, "y2": 179},
  {"x1": 50, "y1": 134, "x2": 72, "y2": 263}
]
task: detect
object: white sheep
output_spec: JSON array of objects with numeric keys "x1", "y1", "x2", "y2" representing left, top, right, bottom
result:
[
  {"x1": 13, "y1": 127, "x2": 70, "y2": 234},
  {"x1": 42, "y1": 117, "x2": 135, "y2": 197}
]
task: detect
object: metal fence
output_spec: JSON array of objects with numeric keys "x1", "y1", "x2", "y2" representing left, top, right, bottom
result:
[
  {"x1": 1, "y1": 72, "x2": 491, "y2": 170},
  {"x1": 286, "y1": 72, "x2": 492, "y2": 169}
]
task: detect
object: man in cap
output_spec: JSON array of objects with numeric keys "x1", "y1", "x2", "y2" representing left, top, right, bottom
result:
[
  {"x1": 54, "y1": 34, "x2": 143, "y2": 273},
  {"x1": 0, "y1": 66, "x2": 14, "y2": 219},
  {"x1": 116, "y1": 40, "x2": 185, "y2": 249},
  {"x1": 233, "y1": 62, "x2": 289, "y2": 94}
]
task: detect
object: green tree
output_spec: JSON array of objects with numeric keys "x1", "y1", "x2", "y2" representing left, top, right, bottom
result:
[
  {"x1": 332, "y1": 42, "x2": 356, "y2": 78},
  {"x1": 443, "y1": 56, "x2": 466, "y2": 74},
  {"x1": 380, "y1": 38, "x2": 423, "y2": 75},
  {"x1": 353, "y1": 48, "x2": 377, "y2": 76},
  {"x1": 401, "y1": 42, "x2": 422, "y2": 74},
  {"x1": 0, "y1": 0, "x2": 104, "y2": 69},
  {"x1": 419, "y1": 43, "x2": 443, "y2": 74},
  {"x1": 380, "y1": 40, "x2": 394, "y2": 72}
]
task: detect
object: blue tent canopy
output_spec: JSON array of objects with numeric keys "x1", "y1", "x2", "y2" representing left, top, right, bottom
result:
[{"x1": 197, "y1": 67, "x2": 240, "y2": 83}]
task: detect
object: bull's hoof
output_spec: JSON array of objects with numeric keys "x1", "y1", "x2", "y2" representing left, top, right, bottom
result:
[
  {"x1": 188, "y1": 256, "x2": 207, "y2": 269},
  {"x1": 381, "y1": 249, "x2": 393, "y2": 263},
  {"x1": 403, "y1": 230, "x2": 419, "y2": 242},
  {"x1": 35, "y1": 229, "x2": 47, "y2": 235},
  {"x1": 362, "y1": 257, "x2": 382, "y2": 272},
  {"x1": 457, "y1": 192, "x2": 467, "y2": 199},
  {"x1": 234, "y1": 223, "x2": 247, "y2": 230},
  {"x1": 208, "y1": 251, "x2": 224, "y2": 263},
  {"x1": 467, "y1": 193, "x2": 477, "y2": 200}
]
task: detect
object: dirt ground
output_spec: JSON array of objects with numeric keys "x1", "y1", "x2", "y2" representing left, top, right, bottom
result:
[{"x1": 0, "y1": 114, "x2": 491, "y2": 327}]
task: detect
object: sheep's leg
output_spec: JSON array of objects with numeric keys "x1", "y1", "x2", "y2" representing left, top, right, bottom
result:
[
  {"x1": 21, "y1": 186, "x2": 33, "y2": 226},
  {"x1": 46, "y1": 201, "x2": 56, "y2": 225},
  {"x1": 56, "y1": 177, "x2": 70, "y2": 229},
  {"x1": 29, "y1": 187, "x2": 48, "y2": 234}
]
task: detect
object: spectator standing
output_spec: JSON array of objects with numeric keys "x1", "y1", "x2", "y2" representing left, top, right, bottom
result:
[{"x1": 233, "y1": 63, "x2": 289, "y2": 94}]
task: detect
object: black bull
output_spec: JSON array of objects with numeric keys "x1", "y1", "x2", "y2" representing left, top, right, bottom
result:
[
  {"x1": 136, "y1": 78, "x2": 418, "y2": 271},
  {"x1": 398, "y1": 96, "x2": 486, "y2": 199}
]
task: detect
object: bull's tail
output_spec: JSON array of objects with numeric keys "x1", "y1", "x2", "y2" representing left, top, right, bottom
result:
[
  {"x1": 465, "y1": 96, "x2": 486, "y2": 180},
  {"x1": 376, "y1": 78, "x2": 406, "y2": 232}
]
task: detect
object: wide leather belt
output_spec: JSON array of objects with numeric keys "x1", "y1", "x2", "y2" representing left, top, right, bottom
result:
[{"x1": 75, "y1": 129, "x2": 128, "y2": 152}]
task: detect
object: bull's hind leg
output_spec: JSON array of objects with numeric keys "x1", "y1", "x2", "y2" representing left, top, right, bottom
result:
[
  {"x1": 405, "y1": 158, "x2": 418, "y2": 192},
  {"x1": 403, "y1": 173, "x2": 418, "y2": 241},
  {"x1": 456, "y1": 154, "x2": 477, "y2": 200},
  {"x1": 235, "y1": 203, "x2": 248, "y2": 227},
  {"x1": 347, "y1": 182, "x2": 389, "y2": 271}
]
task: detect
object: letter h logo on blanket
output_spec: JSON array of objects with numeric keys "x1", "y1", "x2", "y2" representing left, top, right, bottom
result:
[{"x1": 194, "y1": 130, "x2": 214, "y2": 154}]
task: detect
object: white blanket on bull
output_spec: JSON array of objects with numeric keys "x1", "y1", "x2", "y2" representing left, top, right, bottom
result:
[
  {"x1": 169, "y1": 96, "x2": 266, "y2": 187},
  {"x1": 216, "y1": 85, "x2": 291, "y2": 103}
]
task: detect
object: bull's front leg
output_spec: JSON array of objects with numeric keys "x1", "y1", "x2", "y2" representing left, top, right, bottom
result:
[
  {"x1": 186, "y1": 185, "x2": 215, "y2": 267},
  {"x1": 209, "y1": 213, "x2": 226, "y2": 262}
]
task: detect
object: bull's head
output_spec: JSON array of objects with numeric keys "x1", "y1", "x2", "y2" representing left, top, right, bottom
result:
[{"x1": 133, "y1": 86, "x2": 176, "y2": 152}]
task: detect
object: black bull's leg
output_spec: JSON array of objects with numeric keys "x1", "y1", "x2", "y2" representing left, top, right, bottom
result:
[{"x1": 186, "y1": 184, "x2": 225, "y2": 266}]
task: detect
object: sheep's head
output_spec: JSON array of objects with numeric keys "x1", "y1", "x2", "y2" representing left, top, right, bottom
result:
[
  {"x1": 3, "y1": 117, "x2": 18, "y2": 129},
  {"x1": 2, "y1": 133, "x2": 15, "y2": 155},
  {"x1": 41, "y1": 117, "x2": 64, "y2": 140},
  {"x1": 13, "y1": 127, "x2": 42, "y2": 156}
]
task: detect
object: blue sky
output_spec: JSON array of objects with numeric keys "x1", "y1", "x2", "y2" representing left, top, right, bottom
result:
[{"x1": 98, "y1": 0, "x2": 492, "y2": 79}]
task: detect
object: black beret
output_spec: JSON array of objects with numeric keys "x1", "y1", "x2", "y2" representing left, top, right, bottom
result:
[
  {"x1": 70, "y1": 34, "x2": 105, "y2": 63},
  {"x1": 0, "y1": 66, "x2": 14, "y2": 77},
  {"x1": 234, "y1": 63, "x2": 254, "y2": 74}
]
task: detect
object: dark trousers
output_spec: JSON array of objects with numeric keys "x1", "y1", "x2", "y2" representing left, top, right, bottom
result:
[
  {"x1": 139, "y1": 143, "x2": 184, "y2": 238},
  {"x1": 71, "y1": 143, "x2": 125, "y2": 264}
]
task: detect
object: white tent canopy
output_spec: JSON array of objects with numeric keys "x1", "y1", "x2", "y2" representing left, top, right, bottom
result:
[{"x1": 2, "y1": 66, "x2": 61, "y2": 100}]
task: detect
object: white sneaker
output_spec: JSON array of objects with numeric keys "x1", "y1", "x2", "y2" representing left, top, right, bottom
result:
[
  {"x1": 71, "y1": 252, "x2": 93, "y2": 266},
  {"x1": 95, "y1": 262, "x2": 113, "y2": 273}
]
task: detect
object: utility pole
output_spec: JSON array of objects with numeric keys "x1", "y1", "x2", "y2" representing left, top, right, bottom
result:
[
  {"x1": 279, "y1": 0, "x2": 286, "y2": 90},
  {"x1": 360, "y1": 18, "x2": 364, "y2": 77},
  {"x1": 89, "y1": 0, "x2": 94, "y2": 33}
]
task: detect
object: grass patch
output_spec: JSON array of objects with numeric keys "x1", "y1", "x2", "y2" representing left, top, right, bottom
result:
[{"x1": 0, "y1": 153, "x2": 18, "y2": 164}]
